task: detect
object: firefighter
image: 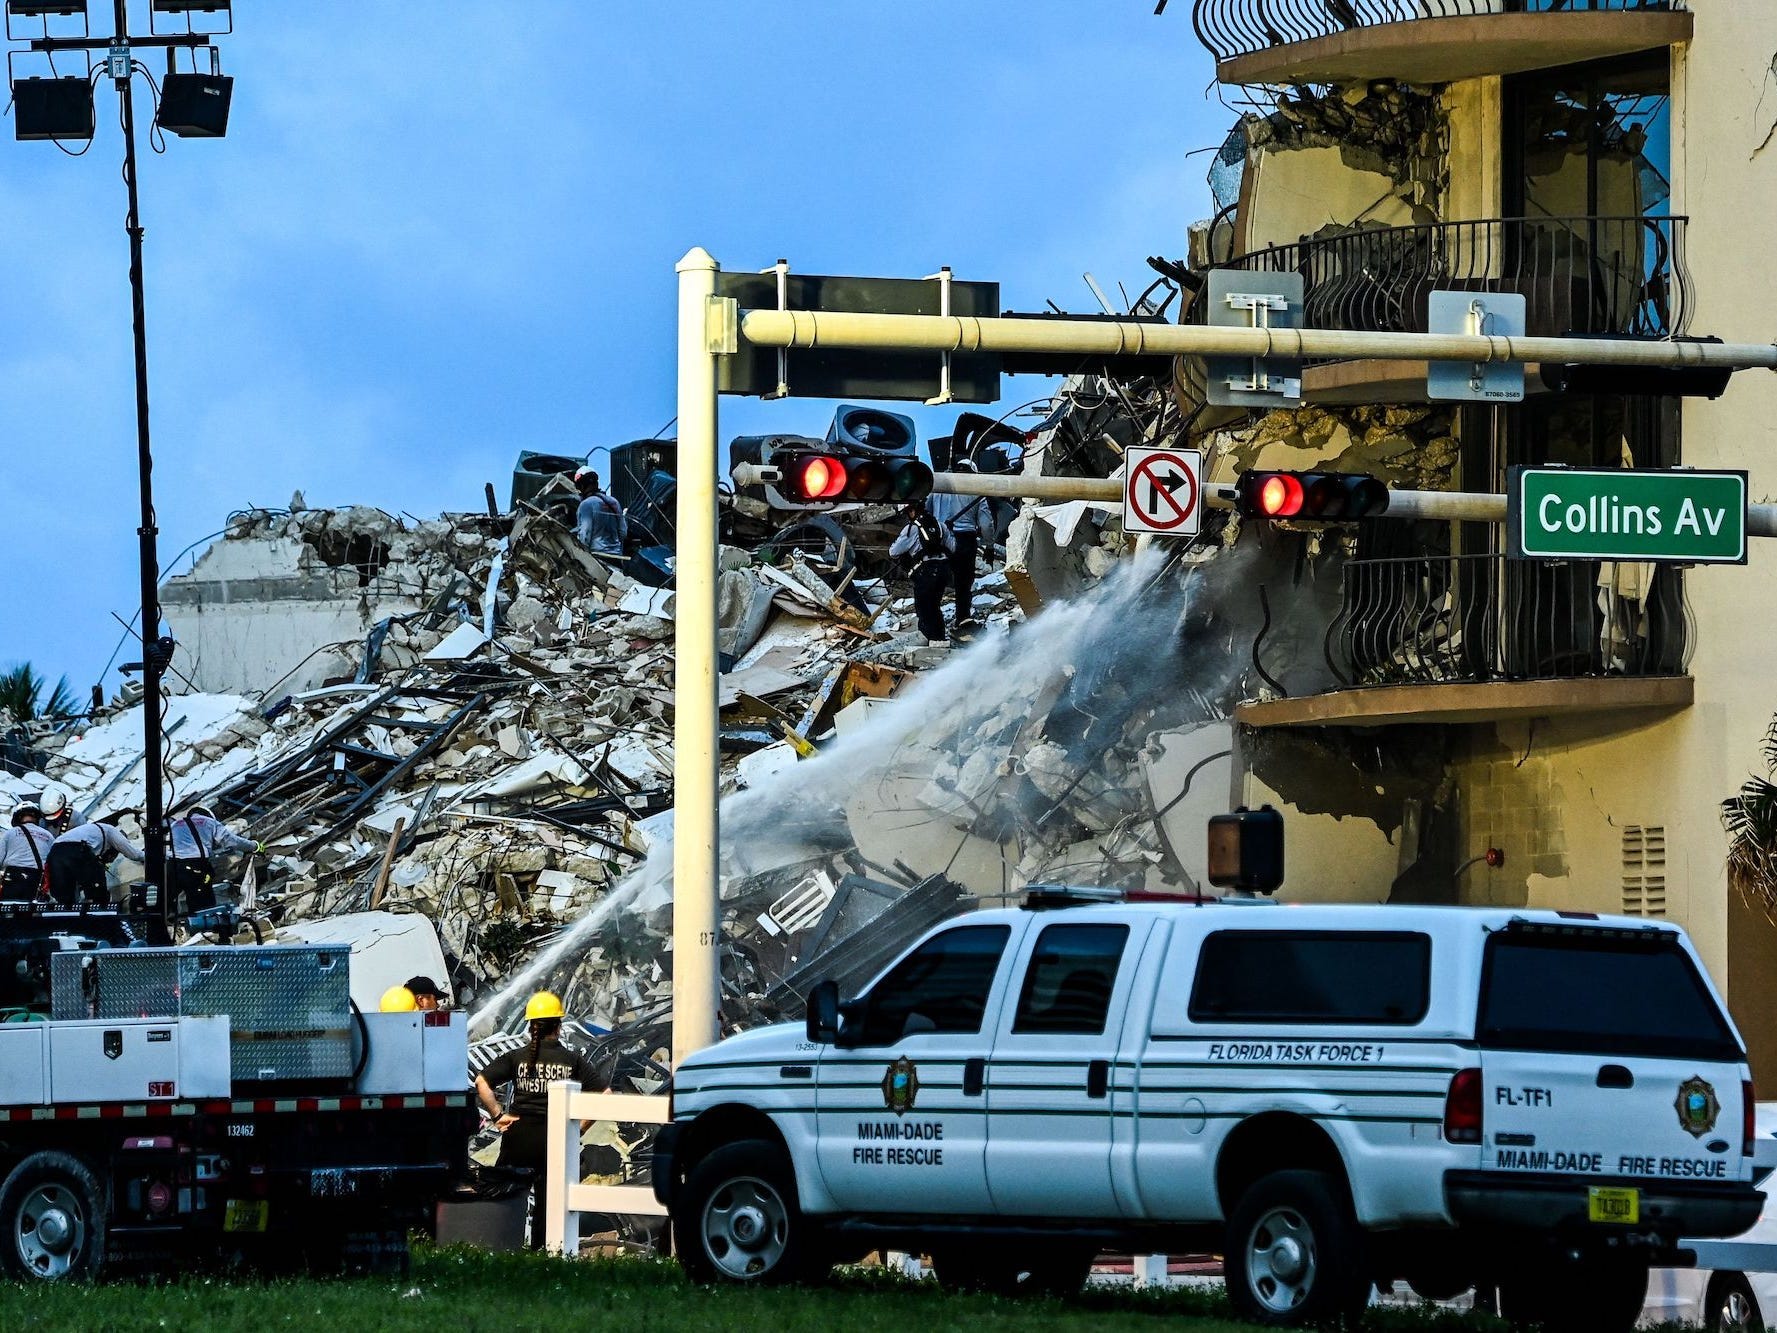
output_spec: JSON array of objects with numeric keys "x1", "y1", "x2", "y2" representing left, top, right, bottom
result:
[
  {"x1": 405, "y1": 975, "x2": 446, "y2": 1011},
  {"x1": 473, "y1": 991, "x2": 606, "y2": 1248},
  {"x1": 1, "y1": 800, "x2": 53, "y2": 901},
  {"x1": 47, "y1": 817, "x2": 143, "y2": 906},
  {"x1": 889, "y1": 500, "x2": 956, "y2": 643},
  {"x1": 168, "y1": 804, "x2": 259, "y2": 915}
]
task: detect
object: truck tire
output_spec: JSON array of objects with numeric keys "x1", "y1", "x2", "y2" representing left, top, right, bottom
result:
[
  {"x1": 930, "y1": 1239, "x2": 1094, "y2": 1297},
  {"x1": 1224, "y1": 1169, "x2": 1370, "y2": 1325},
  {"x1": 0, "y1": 1151, "x2": 107, "y2": 1283},
  {"x1": 673, "y1": 1139, "x2": 824, "y2": 1285},
  {"x1": 1497, "y1": 1253, "x2": 1649, "y2": 1331},
  {"x1": 1707, "y1": 1272, "x2": 1763, "y2": 1331}
]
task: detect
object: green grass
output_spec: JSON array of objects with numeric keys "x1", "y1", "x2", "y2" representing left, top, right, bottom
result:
[{"x1": 0, "y1": 1247, "x2": 1683, "y2": 1333}]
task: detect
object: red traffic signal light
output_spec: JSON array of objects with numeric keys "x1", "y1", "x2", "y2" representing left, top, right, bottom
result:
[
  {"x1": 776, "y1": 452, "x2": 933, "y2": 506},
  {"x1": 1234, "y1": 470, "x2": 1389, "y2": 521},
  {"x1": 782, "y1": 453, "x2": 848, "y2": 502}
]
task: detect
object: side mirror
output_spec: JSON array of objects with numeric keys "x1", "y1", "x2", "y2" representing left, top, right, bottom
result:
[{"x1": 806, "y1": 979, "x2": 841, "y2": 1046}]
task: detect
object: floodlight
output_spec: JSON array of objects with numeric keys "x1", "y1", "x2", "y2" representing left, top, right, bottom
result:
[
  {"x1": 12, "y1": 75, "x2": 94, "y2": 142},
  {"x1": 157, "y1": 71, "x2": 231, "y2": 137}
]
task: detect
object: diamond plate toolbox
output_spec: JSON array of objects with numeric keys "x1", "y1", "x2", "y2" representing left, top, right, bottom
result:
[
  {"x1": 52, "y1": 945, "x2": 352, "y2": 1083},
  {"x1": 51, "y1": 950, "x2": 181, "y2": 1021},
  {"x1": 182, "y1": 946, "x2": 352, "y2": 1083}
]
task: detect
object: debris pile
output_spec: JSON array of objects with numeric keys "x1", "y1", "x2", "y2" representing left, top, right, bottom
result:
[{"x1": 7, "y1": 491, "x2": 1030, "y2": 1024}]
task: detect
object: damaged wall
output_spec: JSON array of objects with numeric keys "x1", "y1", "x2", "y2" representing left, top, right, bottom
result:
[{"x1": 1235, "y1": 84, "x2": 1446, "y2": 255}]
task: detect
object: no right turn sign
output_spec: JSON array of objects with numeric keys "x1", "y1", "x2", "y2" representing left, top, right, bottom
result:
[{"x1": 1124, "y1": 447, "x2": 1202, "y2": 537}]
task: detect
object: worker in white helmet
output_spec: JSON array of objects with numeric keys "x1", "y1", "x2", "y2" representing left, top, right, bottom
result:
[
  {"x1": 169, "y1": 803, "x2": 259, "y2": 915},
  {"x1": 1, "y1": 800, "x2": 53, "y2": 900}
]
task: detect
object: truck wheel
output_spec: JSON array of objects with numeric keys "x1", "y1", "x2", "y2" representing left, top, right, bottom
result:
[
  {"x1": 930, "y1": 1240, "x2": 1094, "y2": 1297},
  {"x1": 1708, "y1": 1273, "x2": 1764, "y2": 1331},
  {"x1": 1224, "y1": 1169, "x2": 1369, "y2": 1325},
  {"x1": 0, "y1": 1151, "x2": 107, "y2": 1282},
  {"x1": 673, "y1": 1139, "x2": 823, "y2": 1285},
  {"x1": 1498, "y1": 1253, "x2": 1649, "y2": 1331}
]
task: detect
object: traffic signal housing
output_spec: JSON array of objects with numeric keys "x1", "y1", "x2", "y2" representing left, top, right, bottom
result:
[
  {"x1": 731, "y1": 406, "x2": 933, "y2": 511},
  {"x1": 1234, "y1": 470, "x2": 1389, "y2": 521}
]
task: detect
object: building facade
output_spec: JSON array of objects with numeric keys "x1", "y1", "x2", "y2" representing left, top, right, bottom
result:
[{"x1": 1174, "y1": 2, "x2": 1777, "y2": 1078}]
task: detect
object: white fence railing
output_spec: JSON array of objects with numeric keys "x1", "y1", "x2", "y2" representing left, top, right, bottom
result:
[{"x1": 544, "y1": 1082, "x2": 671, "y2": 1255}]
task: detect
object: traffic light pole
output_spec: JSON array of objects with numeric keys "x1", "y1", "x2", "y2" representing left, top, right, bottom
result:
[
  {"x1": 738, "y1": 308, "x2": 1777, "y2": 376},
  {"x1": 671, "y1": 249, "x2": 724, "y2": 1069}
]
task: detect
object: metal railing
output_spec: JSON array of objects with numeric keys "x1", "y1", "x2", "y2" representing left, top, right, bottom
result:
[
  {"x1": 1215, "y1": 215, "x2": 1691, "y2": 340},
  {"x1": 1325, "y1": 552, "x2": 1690, "y2": 687},
  {"x1": 1192, "y1": 1, "x2": 1682, "y2": 65}
]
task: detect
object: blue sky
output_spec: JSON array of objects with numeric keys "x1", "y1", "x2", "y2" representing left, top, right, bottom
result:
[{"x1": 1, "y1": 2, "x2": 1225, "y2": 695}]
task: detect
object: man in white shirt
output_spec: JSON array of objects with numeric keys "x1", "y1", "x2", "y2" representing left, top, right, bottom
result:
[
  {"x1": 2, "y1": 801, "x2": 54, "y2": 901},
  {"x1": 48, "y1": 818, "x2": 143, "y2": 906},
  {"x1": 169, "y1": 805, "x2": 260, "y2": 914}
]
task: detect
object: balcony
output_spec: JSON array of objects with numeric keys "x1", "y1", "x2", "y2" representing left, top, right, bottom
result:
[
  {"x1": 1240, "y1": 552, "x2": 1693, "y2": 728},
  {"x1": 1192, "y1": 1, "x2": 1691, "y2": 88},
  {"x1": 1211, "y1": 214, "x2": 1691, "y2": 402}
]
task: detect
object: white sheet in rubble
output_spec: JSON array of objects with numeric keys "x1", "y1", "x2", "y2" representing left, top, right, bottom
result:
[
  {"x1": 616, "y1": 585, "x2": 676, "y2": 619},
  {"x1": 462, "y1": 752, "x2": 591, "y2": 799},
  {"x1": 735, "y1": 740, "x2": 798, "y2": 788},
  {"x1": 1033, "y1": 498, "x2": 1116, "y2": 546},
  {"x1": 423, "y1": 622, "x2": 489, "y2": 661}
]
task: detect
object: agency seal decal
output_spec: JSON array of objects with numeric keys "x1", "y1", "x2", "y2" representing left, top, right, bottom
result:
[
  {"x1": 881, "y1": 1056, "x2": 919, "y2": 1117},
  {"x1": 1676, "y1": 1076, "x2": 1720, "y2": 1139}
]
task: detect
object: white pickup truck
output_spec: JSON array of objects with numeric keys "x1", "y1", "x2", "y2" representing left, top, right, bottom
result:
[{"x1": 655, "y1": 896, "x2": 1762, "y2": 1328}]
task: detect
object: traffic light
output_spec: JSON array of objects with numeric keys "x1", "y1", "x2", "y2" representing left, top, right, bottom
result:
[
  {"x1": 774, "y1": 451, "x2": 932, "y2": 504},
  {"x1": 1233, "y1": 470, "x2": 1389, "y2": 521}
]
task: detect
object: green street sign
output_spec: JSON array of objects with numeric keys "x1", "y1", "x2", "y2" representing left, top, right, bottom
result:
[{"x1": 1509, "y1": 466, "x2": 1748, "y2": 564}]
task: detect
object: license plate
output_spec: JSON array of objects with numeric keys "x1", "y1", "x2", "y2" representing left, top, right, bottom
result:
[
  {"x1": 222, "y1": 1199, "x2": 269, "y2": 1233},
  {"x1": 1588, "y1": 1186, "x2": 1639, "y2": 1225}
]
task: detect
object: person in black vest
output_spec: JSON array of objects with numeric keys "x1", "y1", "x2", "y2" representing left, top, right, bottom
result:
[
  {"x1": 889, "y1": 501, "x2": 956, "y2": 643},
  {"x1": 1, "y1": 801, "x2": 53, "y2": 901},
  {"x1": 168, "y1": 804, "x2": 259, "y2": 914},
  {"x1": 474, "y1": 991, "x2": 607, "y2": 1249},
  {"x1": 47, "y1": 817, "x2": 142, "y2": 906}
]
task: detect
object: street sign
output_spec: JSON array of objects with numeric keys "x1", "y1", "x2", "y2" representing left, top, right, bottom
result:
[
  {"x1": 1204, "y1": 271, "x2": 1302, "y2": 409},
  {"x1": 1124, "y1": 446, "x2": 1202, "y2": 537},
  {"x1": 1508, "y1": 466, "x2": 1748, "y2": 564},
  {"x1": 1427, "y1": 291, "x2": 1526, "y2": 403}
]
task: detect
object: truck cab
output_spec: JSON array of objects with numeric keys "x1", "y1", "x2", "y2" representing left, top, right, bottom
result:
[{"x1": 656, "y1": 896, "x2": 1760, "y2": 1328}]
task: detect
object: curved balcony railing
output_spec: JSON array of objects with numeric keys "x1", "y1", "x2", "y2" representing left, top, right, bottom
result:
[
  {"x1": 1213, "y1": 215, "x2": 1691, "y2": 340},
  {"x1": 1192, "y1": 0, "x2": 1682, "y2": 66},
  {"x1": 1324, "y1": 552, "x2": 1690, "y2": 688}
]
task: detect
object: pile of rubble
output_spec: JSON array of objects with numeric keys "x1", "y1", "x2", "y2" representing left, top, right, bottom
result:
[{"x1": 5, "y1": 490, "x2": 1027, "y2": 1031}]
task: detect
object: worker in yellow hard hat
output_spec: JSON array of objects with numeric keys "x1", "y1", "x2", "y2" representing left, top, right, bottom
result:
[
  {"x1": 473, "y1": 990, "x2": 607, "y2": 1249},
  {"x1": 379, "y1": 984, "x2": 418, "y2": 1013}
]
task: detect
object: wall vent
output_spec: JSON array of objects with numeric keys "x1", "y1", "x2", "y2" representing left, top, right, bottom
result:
[{"x1": 1622, "y1": 826, "x2": 1668, "y2": 918}]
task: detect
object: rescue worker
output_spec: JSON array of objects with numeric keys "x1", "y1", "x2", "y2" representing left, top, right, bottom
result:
[
  {"x1": 889, "y1": 499, "x2": 955, "y2": 643},
  {"x1": 379, "y1": 984, "x2": 418, "y2": 1012},
  {"x1": 1, "y1": 800, "x2": 53, "y2": 901},
  {"x1": 473, "y1": 991, "x2": 606, "y2": 1248},
  {"x1": 168, "y1": 803, "x2": 259, "y2": 915},
  {"x1": 47, "y1": 816, "x2": 143, "y2": 906},
  {"x1": 405, "y1": 975, "x2": 446, "y2": 1011},
  {"x1": 929, "y1": 458, "x2": 985, "y2": 635},
  {"x1": 573, "y1": 468, "x2": 628, "y2": 559},
  {"x1": 38, "y1": 785, "x2": 71, "y2": 834}
]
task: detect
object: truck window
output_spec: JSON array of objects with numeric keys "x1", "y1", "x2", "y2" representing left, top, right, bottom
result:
[
  {"x1": 1478, "y1": 928, "x2": 1742, "y2": 1062},
  {"x1": 1012, "y1": 923, "x2": 1129, "y2": 1035},
  {"x1": 1188, "y1": 930, "x2": 1431, "y2": 1025},
  {"x1": 852, "y1": 924, "x2": 1011, "y2": 1046}
]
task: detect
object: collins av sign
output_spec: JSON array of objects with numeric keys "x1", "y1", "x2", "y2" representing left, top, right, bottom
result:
[{"x1": 1508, "y1": 466, "x2": 1748, "y2": 565}]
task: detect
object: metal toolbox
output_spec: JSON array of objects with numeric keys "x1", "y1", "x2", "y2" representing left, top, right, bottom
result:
[{"x1": 51, "y1": 945, "x2": 353, "y2": 1084}]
